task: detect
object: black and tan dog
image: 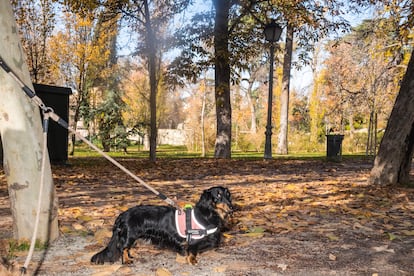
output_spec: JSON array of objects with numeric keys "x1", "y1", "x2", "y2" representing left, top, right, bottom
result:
[{"x1": 91, "y1": 186, "x2": 233, "y2": 265}]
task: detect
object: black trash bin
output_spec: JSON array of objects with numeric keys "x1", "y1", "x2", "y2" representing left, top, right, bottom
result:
[
  {"x1": 0, "y1": 84, "x2": 71, "y2": 164},
  {"x1": 34, "y1": 83, "x2": 72, "y2": 164},
  {"x1": 326, "y1": 134, "x2": 344, "y2": 161}
]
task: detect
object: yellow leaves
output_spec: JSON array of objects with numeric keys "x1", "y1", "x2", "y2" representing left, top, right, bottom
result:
[
  {"x1": 222, "y1": 233, "x2": 235, "y2": 240},
  {"x1": 242, "y1": 227, "x2": 265, "y2": 238},
  {"x1": 400, "y1": 230, "x2": 414, "y2": 236},
  {"x1": 93, "y1": 229, "x2": 112, "y2": 244},
  {"x1": 175, "y1": 254, "x2": 187, "y2": 264},
  {"x1": 77, "y1": 215, "x2": 93, "y2": 222},
  {"x1": 386, "y1": 232, "x2": 399, "y2": 241},
  {"x1": 325, "y1": 233, "x2": 340, "y2": 241},
  {"x1": 155, "y1": 268, "x2": 172, "y2": 276},
  {"x1": 284, "y1": 183, "x2": 298, "y2": 191},
  {"x1": 213, "y1": 265, "x2": 227, "y2": 273}
]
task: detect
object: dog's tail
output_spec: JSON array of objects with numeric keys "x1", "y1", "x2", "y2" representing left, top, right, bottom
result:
[{"x1": 91, "y1": 227, "x2": 122, "y2": 264}]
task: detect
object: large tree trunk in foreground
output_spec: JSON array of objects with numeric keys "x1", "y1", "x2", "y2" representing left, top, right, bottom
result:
[
  {"x1": 213, "y1": 0, "x2": 232, "y2": 158},
  {"x1": 0, "y1": 0, "x2": 59, "y2": 242},
  {"x1": 368, "y1": 51, "x2": 414, "y2": 186}
]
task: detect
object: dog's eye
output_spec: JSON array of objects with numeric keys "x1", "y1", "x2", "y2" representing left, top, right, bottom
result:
[{"x1": 213, "y1": 192, "x2": 222, "y2": 202}]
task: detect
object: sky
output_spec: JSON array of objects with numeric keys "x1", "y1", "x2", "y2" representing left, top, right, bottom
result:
[
  {"x1": 291, "y1": 6, "x2": 376, "y2": 95},
  {"x1": 117, "y1": 0, "x2": 376, "y2": 95}
]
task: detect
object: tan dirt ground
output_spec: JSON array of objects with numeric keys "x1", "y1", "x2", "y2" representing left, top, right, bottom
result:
[{"x1": 1, "y1": 157, "x2": 413, "y2": 275}]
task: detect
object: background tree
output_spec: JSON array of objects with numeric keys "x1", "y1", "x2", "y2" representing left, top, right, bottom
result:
[
  {"x1": 368, "y1": 0, "x2": 414, "y2": 186},
  {"x1": 168, "y1": 0, "x2": 275, "y2": 158},
  {"x1": 168, "y1": 0, "x2": 373, "y2": 157},
  {"x1": 309, "y1": 44, "x2": 325, "y2": 145},
  {"x1": 121, "y1": 62, "x2": 150, "y2": 142},
  {"x1": 183, "y1": 77, "x2": 216, "y2": 154},
  {"x1": 0, "y1": 0, "x2": 58, "y2": 242},
  {"x1": 53, "y1": 0, "x2": 190, "y2": 160},
  {"x1": 323, "y1": 17, "x2": 407, "y2": 155},
  {"x1": 117, "y1": 0, "x2": 191, "y2": 161},
  {"x1": 48, "y1": 10, "x2": 117, "y2": 154},
  {"x1": 11, "y1": 0, "x2": 55, "y2": 83},
  {"x1": 276, "y1": 23, "x2": 293, "y2": 155},
  {"x1": 212, "y1": 0, "x2": 232, "y2": 158},
  {"x1": 369, "y1": 52, "x2": 414, "y2": 185}
]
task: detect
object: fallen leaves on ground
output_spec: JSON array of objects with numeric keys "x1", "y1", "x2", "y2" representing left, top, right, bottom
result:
[{"x1": 0, "y1": 157, "x2": 413, "y2": 275}]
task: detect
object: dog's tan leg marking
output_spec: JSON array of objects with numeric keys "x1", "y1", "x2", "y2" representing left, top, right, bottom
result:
[
  {"x1": 122, "y1": 248, "x2": 133, "y2": 264},
  {"x1": 186, "y1": 253, "x2": 198, "y2": 265}
]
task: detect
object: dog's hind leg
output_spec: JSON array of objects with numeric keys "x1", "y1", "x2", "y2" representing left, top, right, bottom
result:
[{"x1": 120, "y1": 233, "x2": 138, "y2": 264}]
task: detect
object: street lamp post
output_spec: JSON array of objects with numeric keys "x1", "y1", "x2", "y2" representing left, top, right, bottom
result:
[{"x1": 263, "y1": 20, "x2": 282, "y2": 160}]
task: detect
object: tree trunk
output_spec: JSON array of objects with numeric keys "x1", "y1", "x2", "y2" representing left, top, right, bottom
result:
[
  {"x1": 213, "y1": 0, "x2": 232, "y2": 159},
  {"x1": 368, "y1": 51, "x2": 414, "y2": 186},
  {"x1": 144, "y1": 0, "x2": 158, "y2": 162},
  {"x1": 277, "y1": 23, "x2": 293, "y2": 155},
  {"x1": 246, "y1": 79, "x2": 257, "y2": 133},
  {"x1": 200, "y1": 79, "x2": 206, "y2": 157},
  {"x1": 309, "y1": 46, "x2": 322, "y2": 144},
  {"x1": 0, "y1": 0, "x2": 58, "y2": 242}
]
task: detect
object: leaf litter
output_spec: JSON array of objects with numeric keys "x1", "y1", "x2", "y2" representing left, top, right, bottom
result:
[{"x1": 0, "y1": 157, "x2": 413, "y2": 275}]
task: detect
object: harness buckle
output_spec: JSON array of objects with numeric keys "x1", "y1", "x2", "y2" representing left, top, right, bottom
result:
[{"x1": 185, "y1": 206, "x2": 193, "y2": 242}]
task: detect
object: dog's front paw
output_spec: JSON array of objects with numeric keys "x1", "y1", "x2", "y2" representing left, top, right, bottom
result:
[
  {"x1": 123, "y1": 259, "x2": 134, "y2": 265},
  {"x1": 186, "y1": 253, "x2": 198, "y2": 265},
  {"x1": 122, "y1": 249, "x2": 134, "y2": 265}
]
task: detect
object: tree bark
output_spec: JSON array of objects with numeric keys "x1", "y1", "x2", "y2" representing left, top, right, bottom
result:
[
  {"x1": 213, "y1": 0, "x2": 232, "y2": 158},
  {"x1": 0, "y1": 0, "x2": 58, "y2": 242},
  {"x1": 368, "y1": 51, "x2": 414, "y2": 186},
  {"x1": 277, "y1": 23, "x2": 293, "y2": 155},
  {"x1": 144, "y1": 0, "x2": 158, "y2": 162}
]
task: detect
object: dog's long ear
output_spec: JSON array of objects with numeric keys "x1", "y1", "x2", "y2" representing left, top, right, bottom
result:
[{"x1": 197, "y1": 189, "x2": 215, "y2": 210}]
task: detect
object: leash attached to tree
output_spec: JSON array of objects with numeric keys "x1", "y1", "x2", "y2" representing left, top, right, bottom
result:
[
  {"x1": 20, "y1": 109, "x2": 52, "y2": 275},
  {"x1": 0, "y1": 56, "x2": 180, "y2": 209},
  {"x1": 0, "y1": 56, "x2": 181, "y2": 274}
]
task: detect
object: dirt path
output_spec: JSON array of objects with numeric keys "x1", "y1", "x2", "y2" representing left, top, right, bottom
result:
[{"x1": 1, "y1": 158, "x2": 413, "y2": 275}]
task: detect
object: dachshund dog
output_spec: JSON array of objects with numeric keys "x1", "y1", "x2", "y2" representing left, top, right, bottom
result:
[{"x1": 91, "y1": 186, "x2": 233, "y2": 265}]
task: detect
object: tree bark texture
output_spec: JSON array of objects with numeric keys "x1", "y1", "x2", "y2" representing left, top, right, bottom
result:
[
  {"x1": 0, "y1": 0, "x2": 58, "y2": 242},
  {"x1": 213, "y1": 0, "x2": 232, "y2": 159},
  {"x1": 369, "y1": 51, "x2": 414, "y2": 186},
  {"x1": 277, "y1": 24, "x2": 293, "y2": 155}
]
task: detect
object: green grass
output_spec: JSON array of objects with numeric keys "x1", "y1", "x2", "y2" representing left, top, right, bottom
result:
[
  {"x1": 7, "y1": 239, "x2": 48, "y2": 259},
  {"x1": 71, "y1": 142, "x2": 371, "y2": 161},
  {"x1": 72, "y1": 143, "x2": 206, "y2": 159}
]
